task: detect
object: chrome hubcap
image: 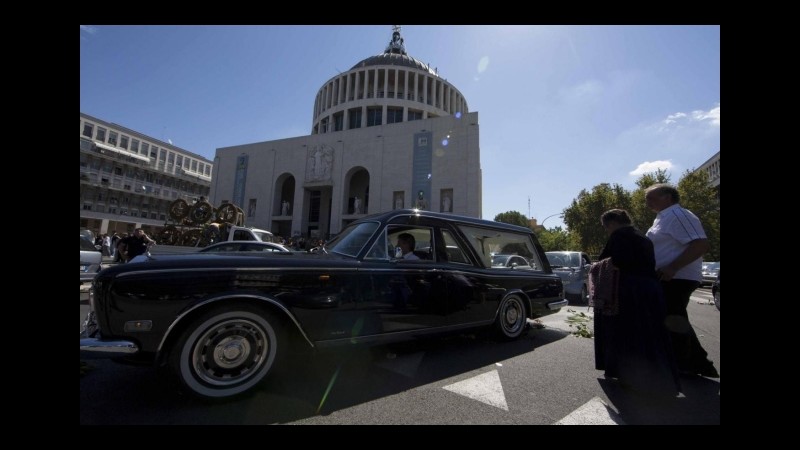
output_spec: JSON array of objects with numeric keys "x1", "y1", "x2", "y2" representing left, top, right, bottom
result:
[
  {"x1": 505, "y1": 306, "x2": 519, "y2": 324},
  {"x1": 214, "y1": 336, "x2": 251, "y2": 368},
  {"x1": 192, "y1": 319, "x2": 269, "y2": 386},
  {"x1": 502, "y1": 298, "x2": 523, "y2": 334}
]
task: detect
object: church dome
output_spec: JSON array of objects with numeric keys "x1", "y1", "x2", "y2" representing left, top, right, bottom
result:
[
  {"x1": 350, "y1": 53, "x2": 438, "y2": 76},
  {"x1": 311, "y1": 26, "x2": 468, "y2": 135}
]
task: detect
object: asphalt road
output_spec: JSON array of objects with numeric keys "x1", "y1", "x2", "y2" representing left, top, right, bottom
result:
[{"x1": 80, "y1": 289, "x2": 719, "y2": 425}]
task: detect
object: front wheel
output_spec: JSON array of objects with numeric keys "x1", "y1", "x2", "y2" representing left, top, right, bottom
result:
[
  {"x1": 169, "y1": 306, "x2": 282, "y2": 398},
  {"x1": 713, "y1": 289, "x2": 720, "y2": 311},
  {"x1": 494, "y1": 295, "x2": 528, "y2": 340}
]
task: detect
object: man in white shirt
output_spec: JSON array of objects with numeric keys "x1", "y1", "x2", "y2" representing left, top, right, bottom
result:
[
  {"x1": 396, "y1": 233, "x2": 420, "y2": 260},
  {"x1": 646, "y1": 183, "x2": 718, "y2": 378}
]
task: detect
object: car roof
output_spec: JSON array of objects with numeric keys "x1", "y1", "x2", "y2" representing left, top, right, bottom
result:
[{"x1": 350, "y1": 209, "x2": 534, "y2": 233}]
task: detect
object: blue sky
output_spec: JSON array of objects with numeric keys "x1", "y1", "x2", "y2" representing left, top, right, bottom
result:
[{"x1": 80, "y1": 25, "x2": 719, "y2": 229}]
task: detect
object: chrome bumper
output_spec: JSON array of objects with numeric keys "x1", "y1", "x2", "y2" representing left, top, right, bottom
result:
[
  {"x1": 80, "y1": 312, "x2": 139, "y2": 359},
  {"x1": 547, "y1": 298, "x2": 569, "y2": 310}
]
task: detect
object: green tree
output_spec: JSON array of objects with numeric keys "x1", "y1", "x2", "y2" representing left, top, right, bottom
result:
[
  {"x1": 563, "y1": 183, "x2": 631, "y2": 257},
  {"x1": 677, "y1": 170, "x2": 720, "y2": 261},
  {"x1": 630, "y1": 169, "x2": 671, "y2": 232},
  {"x1": 630, "y1": 169, "x2": 719, "y2": 261},
  {"x1": 536, "y1": 226, "x2": 578, "y2": 252},
  {"x1": 493, "y1": 211, "x2": 531, "y2": 228}
]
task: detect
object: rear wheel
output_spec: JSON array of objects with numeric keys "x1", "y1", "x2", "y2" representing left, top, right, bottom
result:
[
  {"x1": 169, "y1": 306, "x2": 282, "y2": 398},
  {"x1": 494, "y1": 295, "x2": 527, "y2": 340},
  {"x1": 713, "y1": 289, "x2": 720, "y2": 311}
]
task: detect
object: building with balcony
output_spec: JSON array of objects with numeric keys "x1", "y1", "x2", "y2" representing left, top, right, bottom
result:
[
  {"x1": 212, "y1": 26, "x2": 481, "y2": 240},
  {"x1": 698, "y1": 150, "x2": 720, "y2": 193},
  {"x1": 80, "y1": 112, "x2": 213, "y2": 236}
]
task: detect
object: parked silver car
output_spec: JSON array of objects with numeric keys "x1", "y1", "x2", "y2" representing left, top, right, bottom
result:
[
  {"x1": 80, "y1": 235, "x2": 102, "y2": 285},
  {"x1": 701, "y1": 261, "x2": 720, "y2": 287},
  {"x1": 545, "y1": 251, "x2": 591, "y2": 303},
  {"x1": 491, "y1": 254, "x2": 534, "y2": 269}
]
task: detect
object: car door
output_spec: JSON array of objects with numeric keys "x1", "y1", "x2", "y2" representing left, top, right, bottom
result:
[{"x1": 358, "y1": 218, "x2": 450, "y2": 336}]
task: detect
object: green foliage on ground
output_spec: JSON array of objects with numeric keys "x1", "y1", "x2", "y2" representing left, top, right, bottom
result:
[{"x1": 566, "y1": 309, "x2": 593, "y2": 338}]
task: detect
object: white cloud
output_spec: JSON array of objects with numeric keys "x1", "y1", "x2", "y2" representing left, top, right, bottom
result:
[
  {"x1": 660, "y1": 103, "x2": 719, "y2": 130},
  {"x1": 629, "y1": 160, "x2": 673, "y2": 176},
  {"x1": 692, "y1": 104, "x2": 720, "y2": 126},
  {"x1": 664, "y1": 112, "x2": 686, "y2": 125}
]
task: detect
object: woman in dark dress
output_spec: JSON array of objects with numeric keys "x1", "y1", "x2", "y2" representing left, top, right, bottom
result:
[{"x1": 591, "y1": 209, "x2": 681, "y2": 395}]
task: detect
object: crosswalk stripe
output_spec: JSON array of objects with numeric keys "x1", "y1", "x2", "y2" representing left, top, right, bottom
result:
[
  {"x1": 443, "y1": 370, "x2": 509, "y2": 411},
  {"x1": 555, "y1": 396, "x2": 623, "y2": 425}
]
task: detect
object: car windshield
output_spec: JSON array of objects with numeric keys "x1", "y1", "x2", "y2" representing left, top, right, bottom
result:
[
  {"x1": 252, "y1": 231, "x2": 273, "y2": 242},
  {"x1": 703, "y1": 262, "x2": 720, "y2": 271},
  {"x1": 325, "y1": 221, "x2": 380, "y2": 257},
  {"x1": 546, "y1": 252, "x2": 579, "y2": 268},
  {"x1": 491, "y1": 255, "x2": 510, "y2": 266}
]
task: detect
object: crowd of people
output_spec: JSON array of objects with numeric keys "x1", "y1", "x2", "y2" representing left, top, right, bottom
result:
[{"x1": 91, "y1": 228, "x2": 156, "y2": 263}]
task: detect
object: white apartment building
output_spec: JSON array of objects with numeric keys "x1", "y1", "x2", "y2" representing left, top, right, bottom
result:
[
  {"x1": 80, "y1": 112, "x2": 213, "y2": 236},
  {"x1": 698, "y1": 150, "x2": 720, "y2": 190}
]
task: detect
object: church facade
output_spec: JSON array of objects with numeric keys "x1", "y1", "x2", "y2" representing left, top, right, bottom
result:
[{"x1": 211, "y1": 27, "x2": 481, "y2": 240}]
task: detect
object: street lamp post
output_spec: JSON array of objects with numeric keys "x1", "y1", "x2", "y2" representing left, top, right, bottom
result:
[{"x1": 541, "y1": 213, "x2": 564, "y2": 229}]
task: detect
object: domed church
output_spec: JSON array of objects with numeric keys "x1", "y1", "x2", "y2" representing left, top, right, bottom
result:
[{"x1": 211, "y1": 26, "x2": 482, "y2": 240}]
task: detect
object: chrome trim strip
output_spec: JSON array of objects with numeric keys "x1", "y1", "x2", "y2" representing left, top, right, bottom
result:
[
  {"x1": 116, "y1": 266, "x2": 357, "y2": 278},
  {"x1": 80, "y1": 338, "x2": 139, "y2": 358}
]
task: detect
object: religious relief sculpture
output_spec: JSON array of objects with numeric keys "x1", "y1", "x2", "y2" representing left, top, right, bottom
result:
[
  {"x1": 442, "y1": 193, "x2": 452, "y2": 213},
  {"x1": 306, "y1": 145, "x2": 334, "y2": 182},
  {"x1": 415, "y1": 191, "x2": 428, "y2": 210}
]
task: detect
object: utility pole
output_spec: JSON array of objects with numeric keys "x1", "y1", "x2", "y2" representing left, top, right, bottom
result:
[{"x1": 528, "y1": 196, "x2": 531, "y2": 219}]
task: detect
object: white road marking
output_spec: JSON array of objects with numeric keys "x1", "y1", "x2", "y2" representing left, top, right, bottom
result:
[
  {"x1": 555, "y1": 396, "x2": 623, "y2": 425},
  {"x1": 443, "y1": 369, "x2": 509, "y2": 411}
]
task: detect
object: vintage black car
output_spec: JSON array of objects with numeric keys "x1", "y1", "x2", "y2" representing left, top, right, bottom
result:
[{"x1": 81, "y1": 210, "x2": 566, "y2": 398}]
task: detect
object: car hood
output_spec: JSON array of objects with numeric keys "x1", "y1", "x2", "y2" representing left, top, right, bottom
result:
[{"x1": 551, "y1": 271, "x2": 574, "y2": 281}]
